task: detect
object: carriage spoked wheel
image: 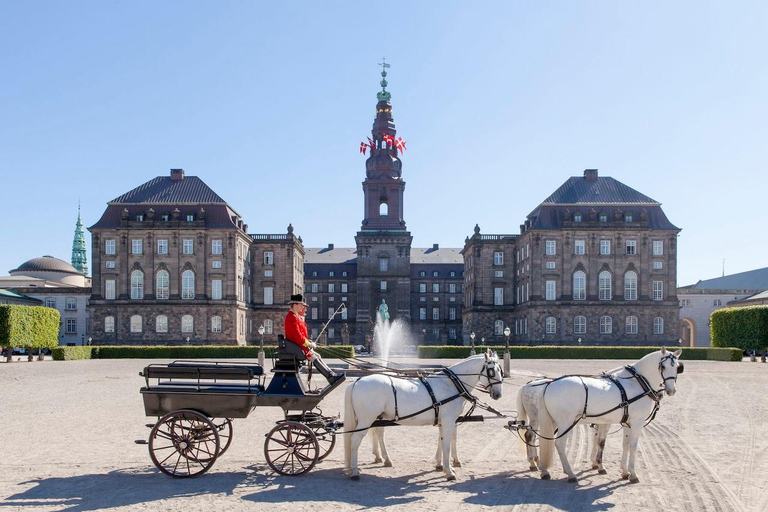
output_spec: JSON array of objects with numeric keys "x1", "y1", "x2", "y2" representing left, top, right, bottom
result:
[
  {"x1": 264, "y1": 421, "x2": 319, "y2": 475},
  {"x1": 188, "y1": 417, "x2": 233, "y2": 463},
  {"x1": 285, "y1": 413, "x2": 336, "y2": 461},
  {"x1": 148, "y1": 410, "x2": 220, "y2": 478}
]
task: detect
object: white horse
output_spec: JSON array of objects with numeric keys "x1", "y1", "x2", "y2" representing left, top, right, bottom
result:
[
  {"x1": 369, "y1": 421, "x2": 462, "y2": 471},
  {"x1": 344, "y1": 351, "x2": 503, "y2": 481},
  {"x1": 517, "y1": 348, "x2": 683, "y2": 483}
]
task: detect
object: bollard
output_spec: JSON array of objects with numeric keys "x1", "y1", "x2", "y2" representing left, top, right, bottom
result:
[{"x1": 503, "y1": 350, "x2": 511, "y2": 377}]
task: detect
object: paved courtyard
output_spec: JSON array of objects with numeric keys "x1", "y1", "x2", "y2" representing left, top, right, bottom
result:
[{"x1": 1, "y1": 355, "x2": 765, "y2": 511}]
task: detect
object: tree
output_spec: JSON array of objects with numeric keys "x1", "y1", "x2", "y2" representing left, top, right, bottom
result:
[{"x1": 0, "y1": 305, "x2": 60, "y2": 362}]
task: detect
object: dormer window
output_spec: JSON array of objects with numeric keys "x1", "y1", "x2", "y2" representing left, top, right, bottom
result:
[
  {"x1": 161, "y1": 214, "x2": 170, "y2": 221},
  {"x1": 329, "y1": 271, "x2": 335, "y2": 277},
  {"x1": 136, "y1": 214, "x2": 144, "y2": 222},
  {"x1": 625, "y1": 213, "x2": 633, "y2": 222},
  {"x1": 186, "y1": 214, "x2": 195, "y2": 222},
  {"x1": 599, "y1": 213, "x2": 608, "y2": 222},
  {"x1": 573, "y1": 213, "x2": 582, "y2": 222}
]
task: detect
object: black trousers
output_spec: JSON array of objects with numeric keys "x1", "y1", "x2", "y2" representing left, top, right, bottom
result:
[{"x1": 311, "y1": 353, "x2": 335, "y2": 379}]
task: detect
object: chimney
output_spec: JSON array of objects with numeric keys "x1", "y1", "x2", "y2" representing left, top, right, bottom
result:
[
  {"x1": 432, "y1": 243, "x2": 439, "y2": 250},
  {"x1": 584, "y1": 169, "x2": 598, "y2": 182},
  {"x1": 170, "y1": 169, "x2": 185, "y2": 181},
  {"x1": 328, "y1": 243, "x2": 334, "y2": 250}
]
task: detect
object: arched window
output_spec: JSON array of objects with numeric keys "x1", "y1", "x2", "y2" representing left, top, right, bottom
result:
[
  {"x1": 156, "y1": 270, "x2": 169, "y2": 300},
  {"x1": 264, "y1": 319, "x2": 274, "y2": 334},
  {"x1": 181, "y1": 315, "x2": 194, "y2": 333},
  {"x1": 104, "y1": 316, "x2": 115, "y2": 333},
  {"x1": 379, "y1": 200, "x2": 388, "y2": 217},
  {"x1": 379, "y1": 256, "x2": 389, "y2": 272},
  {"x1": 211, "y1": 316, "x2": 222, "y2": 333},
  {"x1": 573, "y1": 271, "x2": 586, "y2": 300},
  {"x1": 600, "y1": 316, "x2": 612, "y2": 334},
  {"x1": 625, "y1": 316, "x2": 638, "y2": 334},
  {"x1": 419, "y1": 271, "x2": 426, "y2": 277},
  {"x1": 130, "y1": 315, "x2": 142, "y2": 333},
  {"x1": 574, "y1": 315, "x2": 586, "y2": 334},
  {"x1": 624, "y1": 271, "x2": 637, "y2": 300},
  {"x1": 545, "y1": 317, "x2": 557, "y2": 334},
  {"x1": 182, "y1": 270, "x2": 195, "y2": 299},
  {"x1": 654, "y1": 317, "x2": 664, "y2": 334},
  {"x1": 598, "y1": 271, "x2": 612, "y2": 301},
  {"x1": 156, "y1": 315, "x2": 168, "y2": 333},
  {"x1": 131, "y1": 270, "x2": 144, "y2": 299},
  {"x1": 494, "y1": 320, "x2": 504, "y2": 336}
]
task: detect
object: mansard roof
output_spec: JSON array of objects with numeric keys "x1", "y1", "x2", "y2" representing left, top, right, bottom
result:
[
  {"x1": 303, "y1": 246, "x2": 463, "y2": 265},
  {"x1": 542, "y1": 173, "x2": 658, "y2": 206},
  {"x1": 411, "y1": 247, "x2": 463, "y2": 264},
  {"x1": 304, "y1": 247, "x2": 358, "y2": 265},
  {"x1": 685, "y1": 267, "x2": 768, "y2": 291},
  {"x1": 109, "y1": 174, "x2": 226, "y2": 204}
]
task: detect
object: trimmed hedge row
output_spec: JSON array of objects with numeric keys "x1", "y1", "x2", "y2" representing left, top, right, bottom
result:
[
  {"x1": 711, "y1": 306, "x2": 768, "y2": 352},
  {"x1": 417, "y1": 345, "x2": 742, "y2": 361},
  {"x1": 0, "y1": 305, "x2": 60, "y2": 349},
  {"x1": 51, "y1": 345, "x2": 355, "y2": 361}
]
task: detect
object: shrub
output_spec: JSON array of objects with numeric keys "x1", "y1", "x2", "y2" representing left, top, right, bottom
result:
[
  {"x1": 56, "y1": 345, "x2": 357, "y2": 360},
  {"x1": 417, "y1": 345, "x2": 741, "y2": 361},
  {"x1": 52, "y1": 346, "x2": 94, "y2": 361},
  {"x1": 711, "y1": 306, "x2": 768, "y2": 353},
  {"x1": 0, "y1": 305, "x2": 60, "y2": 350}
]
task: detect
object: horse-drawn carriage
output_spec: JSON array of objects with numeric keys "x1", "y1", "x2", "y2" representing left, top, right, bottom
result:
[{"x1": 138, "y1": 337, "x2": 345, "y2": 477}]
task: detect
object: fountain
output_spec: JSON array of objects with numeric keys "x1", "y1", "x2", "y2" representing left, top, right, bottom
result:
[{"x1": 373, "y1": 300, "x2": 417, "y2": 366}]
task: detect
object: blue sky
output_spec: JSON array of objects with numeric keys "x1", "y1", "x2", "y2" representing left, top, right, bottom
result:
[{"x1": 1, "y1": 2, "x2": 765, "y2": 287}]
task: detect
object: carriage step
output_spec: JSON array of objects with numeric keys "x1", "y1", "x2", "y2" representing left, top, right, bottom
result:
[
  {"x1": 135, "y1": 439, "x2": 148, "y2": 445},
  {"x1": 505, "y1": 420, "x2": 532, "y2": 432},
  {"x1": 145, "y1": 423, "x2": 155, "y2": 428}
]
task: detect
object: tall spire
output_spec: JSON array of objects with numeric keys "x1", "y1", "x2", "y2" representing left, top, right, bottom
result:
[
  {"x1": 377, "y1": 57, "x2": 391, "y2": 102},
  {"x1": 71, "y1": 203, "x2": 89, "y2": 277}
]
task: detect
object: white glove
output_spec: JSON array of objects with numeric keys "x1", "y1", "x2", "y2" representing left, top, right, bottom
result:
[{"x1": 309, "y1": 342, "x2": 317, "y2": 350}]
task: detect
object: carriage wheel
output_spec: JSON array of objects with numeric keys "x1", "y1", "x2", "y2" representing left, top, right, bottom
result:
[
  {"x1": 149, "y1": 410, "x2": 220, "y2": 478},
  {"x1": 310, "y1": 423, "x2": 336, "y2": 461},
  {"x1": 264, "y1": 421, "x2": 319, "y2": 475},
  {"x1": 190, "y1": 418, "x2": 233, "y2": 462}
]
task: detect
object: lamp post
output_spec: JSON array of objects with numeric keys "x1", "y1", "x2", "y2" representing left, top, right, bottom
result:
[
  {"x1": 258, "y1": 325, "x2": 266, "y2": 366},
  {"x1": 470, "y1": 332, "x2": 476, "y2": 356},
  {"x1": 503, "y1": 326, "x2": 511, "y2": 377},
  {"x1": 88, "y1": 337, "x2": 92, "y2": 346}
]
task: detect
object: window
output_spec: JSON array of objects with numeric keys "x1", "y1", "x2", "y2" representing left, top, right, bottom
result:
[
  {"x1": 264, "y1": 287, "x2": 274, "y2": 305},
  {"x1": 212, "y1": 316, "x2": 222, "y2": 333},
  {"x1": 263, "y1": 269, "x2": 272, "y2": 277},
  {"x1": 599, "y1": 271, "x2": 612, "y2": 301},
  {"x1": 186, "y1": 214, "x2": 194, "y2": 222},
  {"x1": 449, "y1": 283, "x2": 456, "y2": 293},
  {"x1": 379, "y1": 257, "x2": 389, "y2": 272},
  {"x1": 45, "y1": 297, "x2": 56, "y2": 308},
  {"x1": 264, "y1": 252, "x2": 274, "y2": 265},
  {"x1": 714, "y1": 299, "x2": 722, "y2": 307},
  {"x1": 130, "y1": 315, "x2": 142, "y2": 333},
  {"x1": 328, "y1": 283, "x2": 335, "y2": 293},
  {"x1": 131, "y1": 270, "x2": 144, "y2": 299},
  {"x1": 161, "y1": 214, "x2": 170, "y2": 221},
  {"x1": 574, "y1": 316, "x2": 586, "y2": 334},
  {"x1": 341, "y1": 283, "x2": 348, "y2": 293},
  {"x1": 105, "y1": 239, "x2": 116, "y2": 255},
  {"x1": 183, "y1": 239, "x2": 194, "y2": 254},
  {"x1": 211, "y1": 240, "x2": 222, "y2": 255},
  {"x1": 546, "y1": 317, "x2": 557, "y2": 334},
  {"x1": 155, "y1": 270, "x2": 169, "y2": 299},
  {"x1": 105, "y1": 280, "x2": 115, "y2": 300},
  {"x1": 310, "y1": 283, "x2": 318, "y2": 293},
  {"x1": 494, "y1": 287, "x2": 504, "y2": 305},
  {"x1": 328, "y1": 308, "x2": 335, "y2": 319},
  {"x1": 625, "y1": 316, "x2": 638, "y2": 334},
  {"x1": 311, "y1": 308, "x2": 318, "y2": 320},
  {"x1": 600, "y1": 240, "x2": 611, "y2": 255},
  {"x1": 380, "y1": 281, "x2": 387, "y2": 291},
  {"x1": 545, "y1": 241, "x2": 556, "y2": 255},
  {"x1": 546, "y1": 261, "x2": 556, "y2": 270},
  {"x1": 264, "y1": 319, "x2": 273, "y2": 334},
  {"x1": 625, "y1": 213, "x2": 633, "y2": 222},
  {"x1": 599, "y1": 213, "x2": 608, "y2": 222},
  {"x1": 450, "y1": 271, "x2": 456, "y2": 277},
  {"x1": 66, "y1": 318, "x2": 77, "y2": 334},
  {"x1": 208, "y1": 260, "x2": 220, "y2": 270},
  {"x1": 212, "y1": 280, "x2": 222, "y2": 300},
  {"x1": 653, "y1": 241, "x2": 663, "y2": 256},
  {"x1": 600, "y1": 316, "x2": 612, "y2": 334},
  {"x1": 573, "y1": 271, "x2": 586, "y2": 300},
  {"x1": 626, "y1": 240, "x2": 637, "y2": 255},
  {"x1": 419, "y1": 283, "x2": 426, "y2": 293},
  {"x1": 449, "y1": 307, "x2": 456, "y2": 320},
  {"x1": 432, "y1": 307, "x2": 439, "y2": 320},
  {"x1": 494, "y1": 320, "x2": 504, "y2": 335},
  {"x1": 431, "y1": 271, "x2": 438, "y2": 277},
  {"x1": 494, "y1": 252, "x2": 504, "y2": 265},
  {"x1": 546, "y1": 280, "x2": 556, "y2": 301},
  {"x1": 574, "y1": 240, "x2": 585, "y2": 255},
  {"x1": 653, "y1": 261, "x2": 663, "y2": 270},
  {"x1": 341, "y1": 307, "x2": 348, "y2": 320},
  {"x1": 419, "y1": 270, "x2": 426, "y2": 277},
  {"x1": 653, "y1": 281, "x2": 663, "y2": 301},
  {"x1": 654, "y1": 317, "x2": 664, "y2": 334},
  {"x1": 574, "y1": 213, "x2": 582, "y2": 222},
  {"x1": 105, "y1": 316, "x2": 115, "y2": 333},
  {"x1": 312, "y1": 271, "x2": 317, "y2": 277},
  {"x1": 181, "y1": 315, "x2": 194, "y2": 333},
  {"x1": 419, "y1": 307, "x2": 426, "y2": 320},
  {"x1": 624, "y1": 271, "x2": 637, "y2": 300},
  {"x1": 156, "y1": 315, "x2": 168, "y2": 333},
  {"x1": 182, "y1": 270, "x2": 195, "y2": 299},
  {"x1": 327, "y1": 327, "x2": 335, "y2": 339},
  {"x1": 157, "y1": 239, "x2": 168, "y2": 255},
  {"x1": 449, "y1": 328, "x2": 457, "y2": 340},
  {"x1": 311, "y1": 328, "x2": 318, "y2": 339},
  {"x1": 66, "y1": 297, "x2": 77, "y2": 310},
  {"x1": 329, "y1": 271, "x2": 335, "y2": 277},
  {"x1": 132, "y1": 239, "x2": 143, "y2": 255},
  {"x1": 342, "y1": 271, "x2": 348, "y2": 277},
  {"x1": 432, "y1": 283, "x2": 439, "y2": 293},
  {"x1": 106, "y1": 260, "x2": 115, "y2": 268},
  {"x1": 494, "y1": 270, "x2": 503, "y2": 278}
]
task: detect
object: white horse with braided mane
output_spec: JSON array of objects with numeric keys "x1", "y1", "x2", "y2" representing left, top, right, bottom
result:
[
  {"x1": 344, "y1": 351, "x2": 503, "y2": 481},
  {"x1": 516, "y1": 348, "x2": 683, "y2": 483}
]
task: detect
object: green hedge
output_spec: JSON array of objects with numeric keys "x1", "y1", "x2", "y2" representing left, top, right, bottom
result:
[
  {"x1": 51, "y1": 344, "x2": 355, "y2": 361},
  {"x1": 0, "y1": 305, "x2": 60, "y2": 349},
  {"x1": 417, "y1": 345, "x2": 741, "y2": 361},
  {"x1": 711, "y1": 306, "x2": 768, "y2": 352}
]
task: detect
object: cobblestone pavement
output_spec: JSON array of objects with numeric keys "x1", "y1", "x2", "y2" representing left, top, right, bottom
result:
[{"x1": 1, "y1": 356, "x2": 764, "y2": 511}]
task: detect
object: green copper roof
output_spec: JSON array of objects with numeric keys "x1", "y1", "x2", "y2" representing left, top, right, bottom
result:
[
  {"x1": 377, "y1": 59, "x2": 391, "y2": 101},
  {"x1": 71, "y1": 205, "x2": 89, "y2": 277}
]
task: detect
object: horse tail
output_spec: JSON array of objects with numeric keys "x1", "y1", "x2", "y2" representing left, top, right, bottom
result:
[
  {"x1": 343, "y1": 382, "x2": 357, "y2": 470},
  {"x1": 516, "y1": 385, "x2": 529, "y2": 460},
  {"x1": 537, "y1": 388, "x2": 556, "y2": 471}
]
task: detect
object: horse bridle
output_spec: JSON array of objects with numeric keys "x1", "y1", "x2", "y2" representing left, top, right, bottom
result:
[
  {"x1": 476, "y1": 358, "x2": 504, "y2": 393},
  {"x1": 658, "y1": 354, "x2": 684, "y2": 385}
]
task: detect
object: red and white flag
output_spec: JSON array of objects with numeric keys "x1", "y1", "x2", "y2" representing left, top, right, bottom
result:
[
  {"x1": 359, "y1": 142, "x2": 367, "y2": 155},
  {"x1": 367, "y1": 137, "x2": 375, "y2": 151},
  {"x1": 395, "y1": 137, "x2": 407, "y2": 152},
  {"x1": 383, "y1": 134, "x2": 394, "y2": 145}
]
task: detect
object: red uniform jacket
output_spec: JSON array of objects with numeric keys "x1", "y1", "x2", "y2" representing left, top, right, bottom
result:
[{"x1": 284, "y1": 311, "x2": 311, "y2": 357}]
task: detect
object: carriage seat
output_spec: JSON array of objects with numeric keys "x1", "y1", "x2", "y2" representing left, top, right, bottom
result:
[{"x1": 277, "y1": 335, "x2": 307, "y2": 363}]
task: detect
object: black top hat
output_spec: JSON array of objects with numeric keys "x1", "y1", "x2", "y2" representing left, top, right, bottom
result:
[{"x1": 289, "y1": 293, "x2": 308, "y2": 305}]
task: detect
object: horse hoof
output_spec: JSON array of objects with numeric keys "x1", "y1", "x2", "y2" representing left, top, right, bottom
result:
[
  {"x1": 529, "y1": 465, "x2": 538, "y2": 471},
  {"x1": 435, "y1": 465, "x2": 443, "y2": 471},
  {"x1": 383, "y1": 461, "x2": 393, "y2": 468},
  {"x1": 598, "y1": 469, "x2": 607, "y2": 475},
  {"x1": 446, "y1": 474, "x2": 456, "y2": 481},
  {"x1": 350, "y1": 474, "x2": 360, "y2": 481},
  {"x1": 373, "y1": 457, "x2": 382, "y2": 463},
  {"x1": 454, "y1": 461, "x2": 462, "y2": 468},
  {"x1": 567, "y1": 476, "x2": 578, "y2": 483},
  {"x1": 622, "y1": 473, "x2": 630, "y2": 480},
  {"x1": 591, "y1": 464, "x2": 599, "y2": 470},
  {"x1": 541, "y1": 473, "x2": 551, "y2": 480},
  {"x1": 629, "y1": 476, "x2": 640, "y2": 484}
]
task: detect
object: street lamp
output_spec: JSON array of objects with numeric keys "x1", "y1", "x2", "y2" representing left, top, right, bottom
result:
[
  {"x1": 258, "y1": 325, "x2": 266, "y2": 366},
  {"x1": 88, "y1": 337, "x2": 92, "y2": 346},
  {"x1": 470, "y1": 332, "x2": 476, "y2": 356},
  {"x1": 503, "y1": 326, "x2": 511, "y2": 377}
]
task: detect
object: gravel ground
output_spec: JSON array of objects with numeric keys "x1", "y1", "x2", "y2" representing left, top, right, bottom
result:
[{"x1": 1, "y1": 355, "x2": 765, "y2": 512}]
